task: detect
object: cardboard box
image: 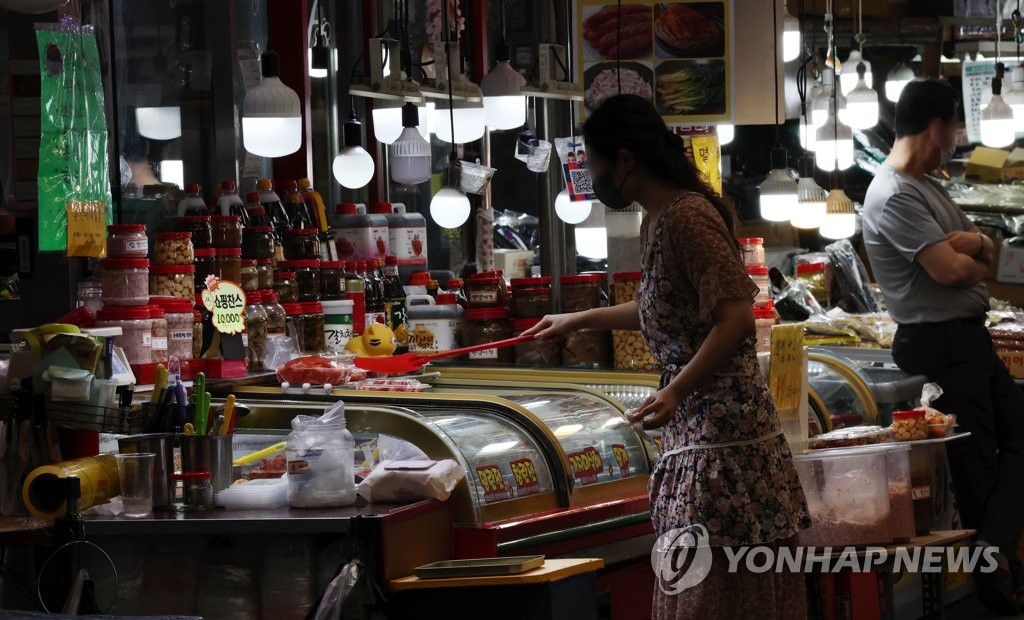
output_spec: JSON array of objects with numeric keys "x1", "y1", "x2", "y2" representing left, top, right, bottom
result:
[
  {"x1": 493, "y1": 250, "x2": 534, "y2": 279},
  {"x1": 998, "y1": 350, "x2": 1024, "y2": 379},
  {"x1": 965, "y1": 147, "x2": 1009, "y2": 183},
  {"x1": 997, "y1": 244, "x2": 1024, "y2": 284}
]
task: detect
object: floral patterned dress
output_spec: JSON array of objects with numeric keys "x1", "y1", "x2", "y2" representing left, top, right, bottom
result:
[{"x1": 640, "y1": 193, "x2": 810, "y2": 618}]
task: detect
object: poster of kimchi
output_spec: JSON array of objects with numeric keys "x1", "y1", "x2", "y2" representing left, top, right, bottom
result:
[{"x1": 577, "y1": 1, "x2": 732, "y2": 124}]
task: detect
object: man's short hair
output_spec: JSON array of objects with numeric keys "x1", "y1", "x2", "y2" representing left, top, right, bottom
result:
[{"x1": 895, "y1": 79, "x2": 959, "y2": 138}]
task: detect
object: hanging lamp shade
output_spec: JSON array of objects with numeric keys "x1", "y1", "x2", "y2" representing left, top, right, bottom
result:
[
  {"x1": 811, "y1": 72, "x2": 836, "y2": 128},
  {"x1": 242, "y1": 51, "x2": 302, "y2": 158},
  {"x1": 980, "y1": 64, "x2": 1015, "y2": 148},
  {"x1": 332, "y1": 111, "x2": 375, "y2": 189},
  {"x1": 372, "y1": 102, "x2": 430, "y2": 144},
  {"x1": 792, "y1": 157, "x2": 826, "y2": 229},
  {"x1": 840, "y1": 50, "x2": 872, "y2": 95},
  {"x1": 820, "y1": 187, "x2": 856, "y2": 239},
  {"x1": 884, "y1": 62, "x2": 915, "y2": 103},
  {"x1": 759, "y1": 148, "x2": 799, "y2": 222},
  {"x1": 480, "y1": 44, "x2": 527, "y2": 131}
]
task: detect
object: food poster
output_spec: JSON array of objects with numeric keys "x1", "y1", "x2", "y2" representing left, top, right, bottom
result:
[
  {"x1": 671, "y1": 124, "x2": 722, "y2": 195},
  {"x1": 578, "y1": 1, "x2": 731, "y2": 123}
]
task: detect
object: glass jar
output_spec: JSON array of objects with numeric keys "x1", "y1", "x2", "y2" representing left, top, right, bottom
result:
[
  {"x1": 194, "y1": 248, "x2": 216, "y2": 294},
  {"x1": 511, "y1": 287, "x2": 552, "y2": 318},
  {"x1": 106, "y1": 224, "x2": 148, "y2": 259},
  {"x1": 211, "y1": 215, "x2": 243, "y2": 248},
  {"x1": 153, "y1": 232, "x2": 194, "y2": 265},
  {"x1": 281, "y1": 260, "x2": 321, "y2": 302},
  {"x1": 510, "y1": 276, "x2": 551, "y2": 297},
  {"x1": 563, "y1": 329, "x2": 612, "y2": 368},
  {"x1": 152, "y1": 297, "x2": 194, "y2": 360},
  {"x1": 320, "y1": 261, "x2": 345, "y2": 301},
  {"x1": 175, "y1": 216, "x2": 213, "y2": 249},
  {"x1": 612, "y1": 271, "x2": 641, "y2": 305},
  {"x1": 274, "y1": 271, "x2": 299, "y2": 303},
  {"x1": 283, "y1": 228, "x2": 320, "y2": 261},
  {"x1": 513, "y1": 318, "x2": 562, "y2": 367},
  {"x1": 101, "y1": 258, "x2": 150, "y2": 306},
  {"x1": 148, "y1": 305, "x2": 169, "y2": 364},
  {"x1": 244, "y1": 293, "x2": 269, "y2": 371},
  {"x1": 465, "y1": 277, "x2": 507, "y2": 308},
  {"x1": 283, "y1": 303, "x2": 307, "y2": 352},
  {"x1": 216, "y1": 248, "x2": 243, "y2": 284},
  {"x1": 240, "y1": 259, "x2": 259, "y2": 292},
  {"x1": 462, "y1": 307, "x2": 514, "y2": 364},
  {"x1": 262, "y1": 291, "x2": 287, "y2": 334},
  {"x1": 738, "y1": 237, "x2": 766, "y2": 268},
  {"x1": 612, "y1": 330, "x2": 657, "y2": 370},
  {"x1": 149, "y1": 264, "x2": 195, "y2": 299},
  {"x1": 242, "y1": 226, "x2": 275, "y2": 260},
  {"x1": 754, "y1": 302, "x2": 776, "y2": 354},
  {"x1": 301, "y1": 302, "x2": 326, "y2": 353},
  {"x1": 192, "y1": 311, "x2": 204, "y2": 359},
  {"x1": 746, "y1": 266, "x2": 771, "y2": 306},
  {"x1": 560, "y1": 274, "x2": 606, "y2": 312},
  {"x1": 96, "y1": 306, "x2": 152, "y2": 365},
  {"x1": 256, "y1": 259, "x2": 274, "y2": 290}
]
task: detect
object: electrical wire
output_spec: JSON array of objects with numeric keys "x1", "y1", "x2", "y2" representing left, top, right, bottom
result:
[
  {"x1": 443, "y1": 0, "x2": 457, "y2": 161},
  {"x1": 773, "y1": 0, "x2": 781, "y2": 144},
  {"x1": 617, "y1": 0, "x2": 622, "y2": 93}
]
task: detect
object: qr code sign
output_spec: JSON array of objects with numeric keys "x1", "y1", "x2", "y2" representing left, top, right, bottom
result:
[{"x1": 569, "y1": 168, "x2": 594, "y2": 196}]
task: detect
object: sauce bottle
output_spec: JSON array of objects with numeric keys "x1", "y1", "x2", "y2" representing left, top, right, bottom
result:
[
  {"x1": 283, "y1": 180, "x2": 314, "y2": 230},
  {"x1": 257, "y1": 179, "x2": 289, "y2": 262},
  {"x1": 218, "y1": 180, "x2": 249, "y2": 225},
  {"x1": 177, "y1": 183, "x2": 208, "y2": 217}
]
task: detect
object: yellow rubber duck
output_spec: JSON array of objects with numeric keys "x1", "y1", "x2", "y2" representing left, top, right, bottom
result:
[{"x1": 345, "y1": 323, "x2": 397, "y2": 357}]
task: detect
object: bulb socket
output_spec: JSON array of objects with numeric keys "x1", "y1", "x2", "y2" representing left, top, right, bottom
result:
[
  {"x1": 344, "y1": 115, "x2": 363, "y2": 148},
  {"x1": 311, "y1": 44, "x2": 329, "y2": 71},
  {"x1": 770, "y1": 147, "x2": 789, "y2": 170},
  {"x1": 261, "y1": 51, "x2": 281, "y2": 78},
  {"x1": 401, "y1": 102, "x2": 419, "y2": 128}
]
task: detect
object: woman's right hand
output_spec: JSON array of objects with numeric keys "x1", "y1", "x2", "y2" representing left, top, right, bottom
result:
[{"x1": 520, "y1": 313, "x2": 580, "y2": 339}]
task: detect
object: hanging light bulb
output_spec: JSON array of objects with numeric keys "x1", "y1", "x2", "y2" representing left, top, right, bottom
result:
[
  {"x1": 435, "y1": 100, "x2": 486, "y2": 144},
  {"x1": 799, "y1": 114, "x2": 817, "y2": 151},
  {"x1": 980, "y1": 64, "x2": 1016, "y2": 148},
  {"x1": 759, "y1": 148, "x2": 799, "y2": 222},
  {"x1": 717, "y1": 123, "x2": 735, "y2": 146},
  {"x1": 554, "y1": 188, "x2": 593, "y2": 225},
  {"x1": 821, "y1": 183, "x2": 857, "y2": 239},
  {"x1": 390, "y1": 103, "x2": 432, "y2": 185},
  {"x1": 136, "y1": 106, "x2": 182, "y2": 140},
  {"x1": 308, "y1": 0, "x2": 329, "y2": 78},
  {"x1": 373, "y1": 101, "x2": 430, "y2": 144},
  {"x1": 884, "y1": 61, "x2": 915, "y2": 103},
  {"x1": 840, "y1": 49, "x2": 872, "y2": 95},
  {"x1": 480, "y1": 41, "x2": 527, "y2": 131},
  {"x1": 792, "y1": 156, "x2": 826, "y2": 229},
  {"x1": 782, "y1": 2, "x2": 801, "y2": 62},
  {"x1": 816, "y1": 99, "x2": 854, "y2": 171},
  {"x1": 242, "y1": 51, "x2": 302, "y2": 158},
  {"x1": 332, "y1": 109, "x2": 376, "y2": 189},
  {"x1": 811, "y1": 71, "x2": 836, "y2": 128},
  {"x1": 1003, "y1": 64, "x2": 1024, "y2": 133},
  {"x1": 845, "y1": 63, "x2": 879, "y2": 129},
  {"x1": 430, "y1": 156, "x2": 471, "y2": 229}
]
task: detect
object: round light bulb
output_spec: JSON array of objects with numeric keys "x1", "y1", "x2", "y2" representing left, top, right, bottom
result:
[
  {"x1": 430, "y1": 187, "x2": 471, "y2": 229},
  {"x1": 884, "y1": 62, "x2": 915, "y2": 103},
  {"x1": 332, "y1": 146, "x2": 375, "y2": 189},
  {"x1": 759, "y1": 168, "x2": 799, "y2": 222},
  {"x1": 980, "y1": 94, "x2": 1015, "y2": 148},
  {"x1": 554, "y1": 189, "x2": 593, "y2": 225},
  {"x1": 717, "y1": 123, "x2": 735, "y2": 146},
  {"x1": 845, "y1": 79, "x2": 879, "y2": 129}
]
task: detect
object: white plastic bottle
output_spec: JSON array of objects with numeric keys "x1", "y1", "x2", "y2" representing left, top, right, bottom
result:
[{"x1": 176, "y1": 183, "x2": 207, "y2": 217}]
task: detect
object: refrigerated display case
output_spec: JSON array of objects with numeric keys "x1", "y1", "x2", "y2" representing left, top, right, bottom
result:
[{"x1": 808, "y1": 348, "x2": 926, "y2": 429}]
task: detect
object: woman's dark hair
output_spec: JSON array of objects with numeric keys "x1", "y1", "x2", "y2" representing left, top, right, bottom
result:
[{"x1": 582, "y1": 94, "x2": 736, "y2": 234}]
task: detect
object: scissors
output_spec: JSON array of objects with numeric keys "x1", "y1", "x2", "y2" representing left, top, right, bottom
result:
[{"x1": 183, "y1": 423, "x2": 196, "y2": 436}]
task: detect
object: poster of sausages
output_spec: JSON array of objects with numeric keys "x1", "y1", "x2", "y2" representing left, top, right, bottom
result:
[{"x1": 577, "y1": 1, "x2": 731, "y2": 123}]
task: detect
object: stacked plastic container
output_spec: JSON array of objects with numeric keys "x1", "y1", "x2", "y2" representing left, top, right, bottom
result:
[{"x1": 740, "y1": 237, "x2": 776, "y2": 354}]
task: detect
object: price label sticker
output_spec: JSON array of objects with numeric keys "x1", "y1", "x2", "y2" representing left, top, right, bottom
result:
[
  {"x1": 611, "y1": 443, "x2": 631, "y2": 478},
  {"x1": 475, "y1": 464, "x2": 512, "y2": 502},
  {"x1": 769, "y1": 324, "x2": 804, "y2": 411},
  {"x1": 567, "y1": 446, "x2": 604, "y2": 485},
  {"x1": 201, "y1": 277, "x2": 247, "y2": 335},
  {"x1": 66, "y1": 199, "x2": 107, "y2": 257},
  {"x1": 509, "y1": 458, "x2": 540, "y2": 496}
]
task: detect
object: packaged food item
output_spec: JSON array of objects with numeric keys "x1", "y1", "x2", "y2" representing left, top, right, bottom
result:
[
  {"x1": 283, "y1": 303, "x2": 307, "y2": 355},
  {"x1": 215, "y1": 248, "x2": 242, "y2": 284},
  {"x1": 465, "y1": 276, "x2": 507, "y2": 308},
  {"x1": 796, "y1": 262, "x2": 828, "y2": 307},
  {"x1": 746, "y1": 265, "x2": 771, "y2": 305},
  {"x1": 153, "y1": 232, "x2": 193, "y2": 265},
  {"x1": 280, "y1": 260, "x2": 321, "y2": 302},
  {"x1": 738, "y1": 237, "x2": 766, "y2": 268},
  {"x1": 754, "y1": 301, "x2": 776, "y2": 354},
  {"x1": 332, "y1": 203, "x2": 388, "y2": 262},
  {"x1": 563, "y1": 329, "x2": 611, "y2": 368},
  {"x1": 353, "y1": 377, "x2": 428, "y2": 392},
  {"x1": 242, "y1": 226, "x2": 275, "y2": 260},
  {"x1": 406, "y1": 294, "x2": 463, "y2": 355},
  {"x1": 274, "y1": 271, "x2": 299, "y2": 303},
  {"x1": 286, "y1": 403, "x2": 356, "y2": 507},
  {"x1": 283, "y1": 228, "x2": 320, "y2": 261},
  {"x1": 175, "y1": 215, "x2": 213, "y2": 248},
  {"x1": 277, "y1": 355, "x2": 353, "y2": 385},
  {"x1": 513, "y1": 318, "x2": 562, "y2": 366},
  {"x1": 256, "y1": 259, "x2": 274, "y2": 289},
  {"x1": 106, "y1": 224, "x2": 148, "y2": 259},
  {"x1": 301, "y1": 302, "x2": 326, "y2": 353},
  {"x1": 807, "y1": 425, "x2": 891, "y2": 450},
  {"x1": 511, "y1": 276, "x2": 552, "y2": 296},
  {"x1": 320, "y1": 261, "x2": 345, "y2": 301},
  {"x1": 262, "y1": 291, "x2": 288, "y2": 335},
  {"x1": 462, "y1": 307, "x2": 513, "y2": 364},
  {"x1": 96, "y1": 306, "x2": 153, "y2": 365},
  {"x1": 193, "y1": 311, "x2": 204, "y2": 359},
  {"x1": 240, "y1": 259, "x2": 259, "y2": 292},
  {"x1": 149, "y1": 264, "x2": 195, "y2": 299},
  {"x1": 101, "y1": 258, "x2": 150, "y2": 306},
  {"x1": 560, "y1": 274, "x2": 606, "y2": 312},
  {"x1": 321, "y1": 299, "x2": 355, "y2": 352},
  {"x1": 244, "y1": 293, "x2": 269, "y2": 371},
  {"x1": 152, "y1": 297, "x2": 194, "y2": 360},
  {"x1": 512, "y1": 287, "x2": 552, "y2": 318},
  {"x1": 193, "y1": 248, "x2": 216, "y2": 294},
  {"x1": 211, "y1": 215, "x2": 243, "y2": 248},
  {"x1": 890, "y1": 410, "x2": 928, "y2": 442},
  {"x1": 148, "y1": 305, "x2": 169, "y2": 363}
]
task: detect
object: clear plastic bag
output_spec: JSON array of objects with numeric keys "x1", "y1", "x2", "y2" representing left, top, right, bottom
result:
[
  {"x1": 356, "y1": 459, "x2": 466, "y2": 503},
  {"x1": 286, "y1": 402, "x2": 356, "y2": 508}
]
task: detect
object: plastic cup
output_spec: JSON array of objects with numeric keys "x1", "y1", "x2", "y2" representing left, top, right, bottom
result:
[
  {"x1": 116, "y1": 453, "x2": 156, "y2": 518},
  {"x1": 526, "y1": 140, "x2": 553, "y2": 172}
]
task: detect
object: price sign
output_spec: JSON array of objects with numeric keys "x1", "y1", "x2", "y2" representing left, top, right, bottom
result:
[
  {"x1": 611, "y1": 444, "x2": 631, "y2": 478},
  {"x1": 509, "y1": 458, "x2": 540, "y2": 496},
  {"x1": 66, "y1": 199, "x2": 106, "y2": 257},
  {"x1": 201, "y1": 277, "x2": 247, "y2": 335},
  {"x1": 769, "y1": 323, "x2": 804, "y2": 411},
  {"x1": 567, "y1": 446, "x2": 604, "y2": 485},
  {"x1": 475, "y1": 464, "x2": 512, "y2": 502}
]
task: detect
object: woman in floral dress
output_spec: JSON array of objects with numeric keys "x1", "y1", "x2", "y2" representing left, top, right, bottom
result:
[{"x1": 525, "y1": 95, "x2": 810, "y2": 618}]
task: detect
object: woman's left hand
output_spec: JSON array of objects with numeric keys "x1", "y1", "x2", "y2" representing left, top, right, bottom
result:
[{"x1": 629, "y1": 385, "x2": 685, "y2": 430}]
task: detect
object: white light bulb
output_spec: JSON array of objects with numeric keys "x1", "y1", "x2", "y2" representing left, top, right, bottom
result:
[
  {"x1": 554, "y1": 189, "x2": 593, "y2": 225},
  {"x1": 480, "y1": 59, "x2": 527, "y2": 130},
  {"x1": 815, "y1": 107, "x2": 854, "y2": 171},
  {"x1": 574, "y1": 227, "x2": 608, "y2": 260},
  {"x1": 136, "y1": 106, "x2": 182, "y2": 140},
  {"x1": 242, "y1": 55, "x2": 302, "y2": 158},
  {"x1": 820, "y1": 212, "x2": 856, "y2": 239},
  {"x1": 332, "y1": 146, "x2": 375, "y2": 189},
  {"x1": 390, "y1": 127, "x2": 432, "y2": 185},
  {"x1": 373, "y1": 105, "x2": 430, "y2": 145},
  {"x1": 845, "y1": 79, "x2": 879, "y2": 129},
  {"x1": 793, "y1": 177, "x2": 827, "y2": 229},
  {"x1": 308, "y1": 48, "x2": 327, "y2": 79},
  {"x1": 435, "y1": 105, "x2": 486, "y2": 144},
  {"x1": 717, "y1": 123, "x2": 735, "y2": 145},
  {"x1": 799, "y1": 119, "x2": 817, "y2": 151},
  {"x1": 840, "y1": 50, "x2": 872, "y2": 95},
  {"x1": 783, "y1": 7, "x2": 801, "y2": 62},
  {"x1": 759, "y1": 168, "x2": 799, "y2": 222},
  {"x1": 242, "y1": 116, "x2": 303, "y2": 158},
  {"x1": 884, "y1": 62, "x2": 915, "y2": 103},
  {"x1": 429, "y1": 187, "x2": 471, "y2": 228},
  {"x1": 981, "y1": 94, "x2": 1015, "y2": 148}
]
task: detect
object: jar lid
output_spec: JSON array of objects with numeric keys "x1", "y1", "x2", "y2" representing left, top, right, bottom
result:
[
  {"x1": 796, "y1": 262, "x2": 826, "y2": 275},
  {"x1": 372, "y1": 202, "x2": 393, "y2": 214},
  {"x1": 147, "y1": 305, "x2": 166, "y2": 318},
  {"x1": 302, "y1": 302, "x2": 324, "y2": 313},
  {"x1": 560, "y1": 274, "x2": 603, "y2": 284},
  {"x1": 175, "y1": 216, "x2": 212, "y2": 223},
  {"x1": 211, "y1": 215, "x2": 241, "y2": 223},
  {"x1": 282, "y1": 302, "x2": 305, "y2": 315},
  {"x1": 216, "y1": 248, "x2": 243, "y2": 257},
  {"x1": 465, "y1": 307, "x2": 511, "y2": 320},
  {"x1": 241, "y1": 259, "x2": 257, "y2": 267},
  {"x1": 222, "y1": 180, "x2": 237, "y2": 192},
  {"x1": 244, "y1": 226, "x2": 273, "y2": 233},
  {"x1": 612, "y1": 271, "x2": 642, "y2": 282},
  {"x1": 284, "y1": 228, "x2": 318, "y2": 235},
  {"x1": 257, "y1": 259, "x2": 273, "y2": 266},
  {"x1": 408, "y1": 272, "x2": 431, "y2": 285},
  {"x1": 97, "y1": 306, "x2": 152, "y2": 320},
  {"x1": 266, "y1": 291, "x2": 281, "y2": 303},
  {"x1": 279, "y1": 259, "x2": 321, "y2": 268},
  {"x1": 745, "y1": 266, "x2": 770, "y2": 276},
  {"x1": 468, "y1": 277, "x2": 501, "y2": 285},
  {"x1": 155, "y1": 231, "x2": 191, "y2": 240},
  {"x1": 246, "y1": 290, "x2": 263, "y2": 304},
  {"x1": 448, "y1": 278, "x2": 464, "y2": 288},
  {"x1": 150, "y1": 296, "x2": 193, "y2": 313},
  {"x1": 107, "y1": 224, "x2": 146, "y2": 234},
  {"x1": 385, "y1": 255, "x2": 398, "y2": 266},
  {"x1": 337, "y1": 203, "x2": 358, "y2": 215},
  {"x1": 194, "y1": 248, "x2": 216, "y2": 257},
  {"x1": 753, "y1": 303, "x2": 776, "y2": 319},
  {"x1": 101, "y1": 258, "x2": 150, "y2": 269},
  {"x1": 513, "y1": 318, "x2": 542, "y2": 331},
  {"x1": 436, "y1": 293, "x2": 457, "y2": 305},
  {"x1": 321, "y1": 261, "x2": 343, "y2": 269},
  {"x1": 893, "y1": 409, "x2": 926, "y2": 420},
  {"x1": 256, "y1": 178, "x2": 273, "y2": 190},
  {"x1": 185, "y1": 183, "x2": 201, "y2": 194},
  {"x1": 511, "y1": 276, "x2": 551, "y2": 287},
  {"x1": 738, "y1": 237, "x2": 764, "y2": 245},
  {"x1": 469, "y1": 270, "x2": 504, "y2": 280},
  {"x1": 150, "y1": 263, "x2": 196, "y2": 274},
  {"x1": 274, "y1": 271, "x2": 298, "y2": 279},
  {"x1": 517, "y1": 287, "x2": 551, "y2": 295}
]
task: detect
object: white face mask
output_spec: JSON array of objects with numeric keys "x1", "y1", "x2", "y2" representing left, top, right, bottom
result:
[{"x1": 938, "y1": 142, "x2": 956, "y2": 169}]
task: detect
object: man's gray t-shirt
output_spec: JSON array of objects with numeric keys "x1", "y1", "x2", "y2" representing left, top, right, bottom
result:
[{"x1": 862, "y1": 164, "x2": 989, "y2": 325}]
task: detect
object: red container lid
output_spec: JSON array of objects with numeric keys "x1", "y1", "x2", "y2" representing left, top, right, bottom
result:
[
  {"x1": 150, "y1": 297, "x2": 194, "y2": 313},
  {"x1": 282, "y1": 302, "x2": 305, "y2": 316},
  {"x1": 467, "y1": 277, "x2": 501, "y2": 286},
  {"x1": 274, "y1": 271, "x2": 298, "y2": 279},
  {"x1": 448, "y1": 278, "x2": 464, "y2": 288},
  {"x1": 56, "y1": 305, "x2": 96, "y2": 328},
  {"x1": 154, "y1": 231, "x2": 191, "y2": 240},
  {"x1": 372, "y1": 202, "x2": 393, "y2": 214},
  {"x1": 469, "y1": 270, "x2": 504, "y2": 280},
  {"x1": 893, "y1": 409, "x2": 926, "y2": 420},
  {"x1": 513, "y1": 317, "x2": 542, "y2": 331},
  {"x1": 385, "y1": 255, "x2": 398, "y2": 266},
  {"x1": 101, "y1": 258, "x2": 150, "y2": 269},
  {"x1": 753, "y1": 300, "x2": 775, "y2": 318},
  {"x1": 321, "y1": 261, "x2": 343, "y2": 269},
  {"x1": 257, "y1": 259, "x2": 273, "y2": 266},
  {"x1": 511, "y1": 276, "x2": 551, "y2": 287},
  {"x1": 612, "y1": 271, "x2": 642, "y2": 282},
  {"x1": 247, "y1": 206, "x2": 266, "y2": 215},
  {"x1": 246, "y1": 290, "x2": 262, "y2": 304},
  {"x1": 210, "y1": 215, "x2": 241, "y2": 223},
  {"x1": 517, "y1": 287, "x2": 551, "y2": 296},
  {"x1": 194, "y1": 248, "x2": 215, "y2": 257},
  {"x1": 185, "y1": 183, "x2": 201, "y2": 194},
  {"x1": 465, "y1": 307, "x2": 511, "y2": 321},
  {"x1": 107, "y1": 224, "x2": 146, "y2": 234},
  {"x1": 176, "y1": 215, "x2": 212, "y2": 223},
  {"x1": 246, "y1": 192, "x2": 260, "y2": 203},
  {"x1": 150, "y1": 263, "x2": 196, "y2": 274},
  {"x1": 148, "y1": 305, "x2": 166, "y2": 318},
  {"x1": 284, "y1": 180, "x2": 299, "y2": 191},
  {"x1": 436, "y1": 293, "x2": 457, "y2": 305},
  {"x1": 216, "y1": 248, "x2": 243, "y2": 257},
  {"x1": 284, "y1": 228, "x2": 318, "y2": 235},
  {"x1": 244, "y1": 226, "x2": 273, "y2": 233},
  {"x1": 738, "y1": 237, "x2": 764, "y2": 246},
  {"x1": 337, "y1": 203, "x2": 358, "y2": 215},
  {"x1": 241, "y1": 259, "x2": 257, "y2": 267},
  {"x1": 265, "y1": 291, "x2": 281, "y2": 303},
  {"x1": 195, "y1": 293, "x2": 204, "y2": 307},
  {"x1": 796, "y1": 262, "x2": 826, "y2": 275},
  {"x1": 97, "y1": 306, "x2": 152, "y2": 321},
  {"x1": 745, "y1": 266, "x2": 770, "y2": 276},
  {"x1": 193, "y1": 311, "x2": 202, "y2": 322},
  {"x1": 560, "y1": 274, "x2": 603, "y2": 284},
  {"x1": 408, "y1": 272, "x2": 431, "y2": 285},
  {"x1": 279, "y1": 259, "x2": 321, "y2": 268},
  {"x1": 302, "y1": 302, "x2": 323, "y2": 313},
  {"x1": 222, "y1": 180, "x2": 237, "y2": 192}
]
